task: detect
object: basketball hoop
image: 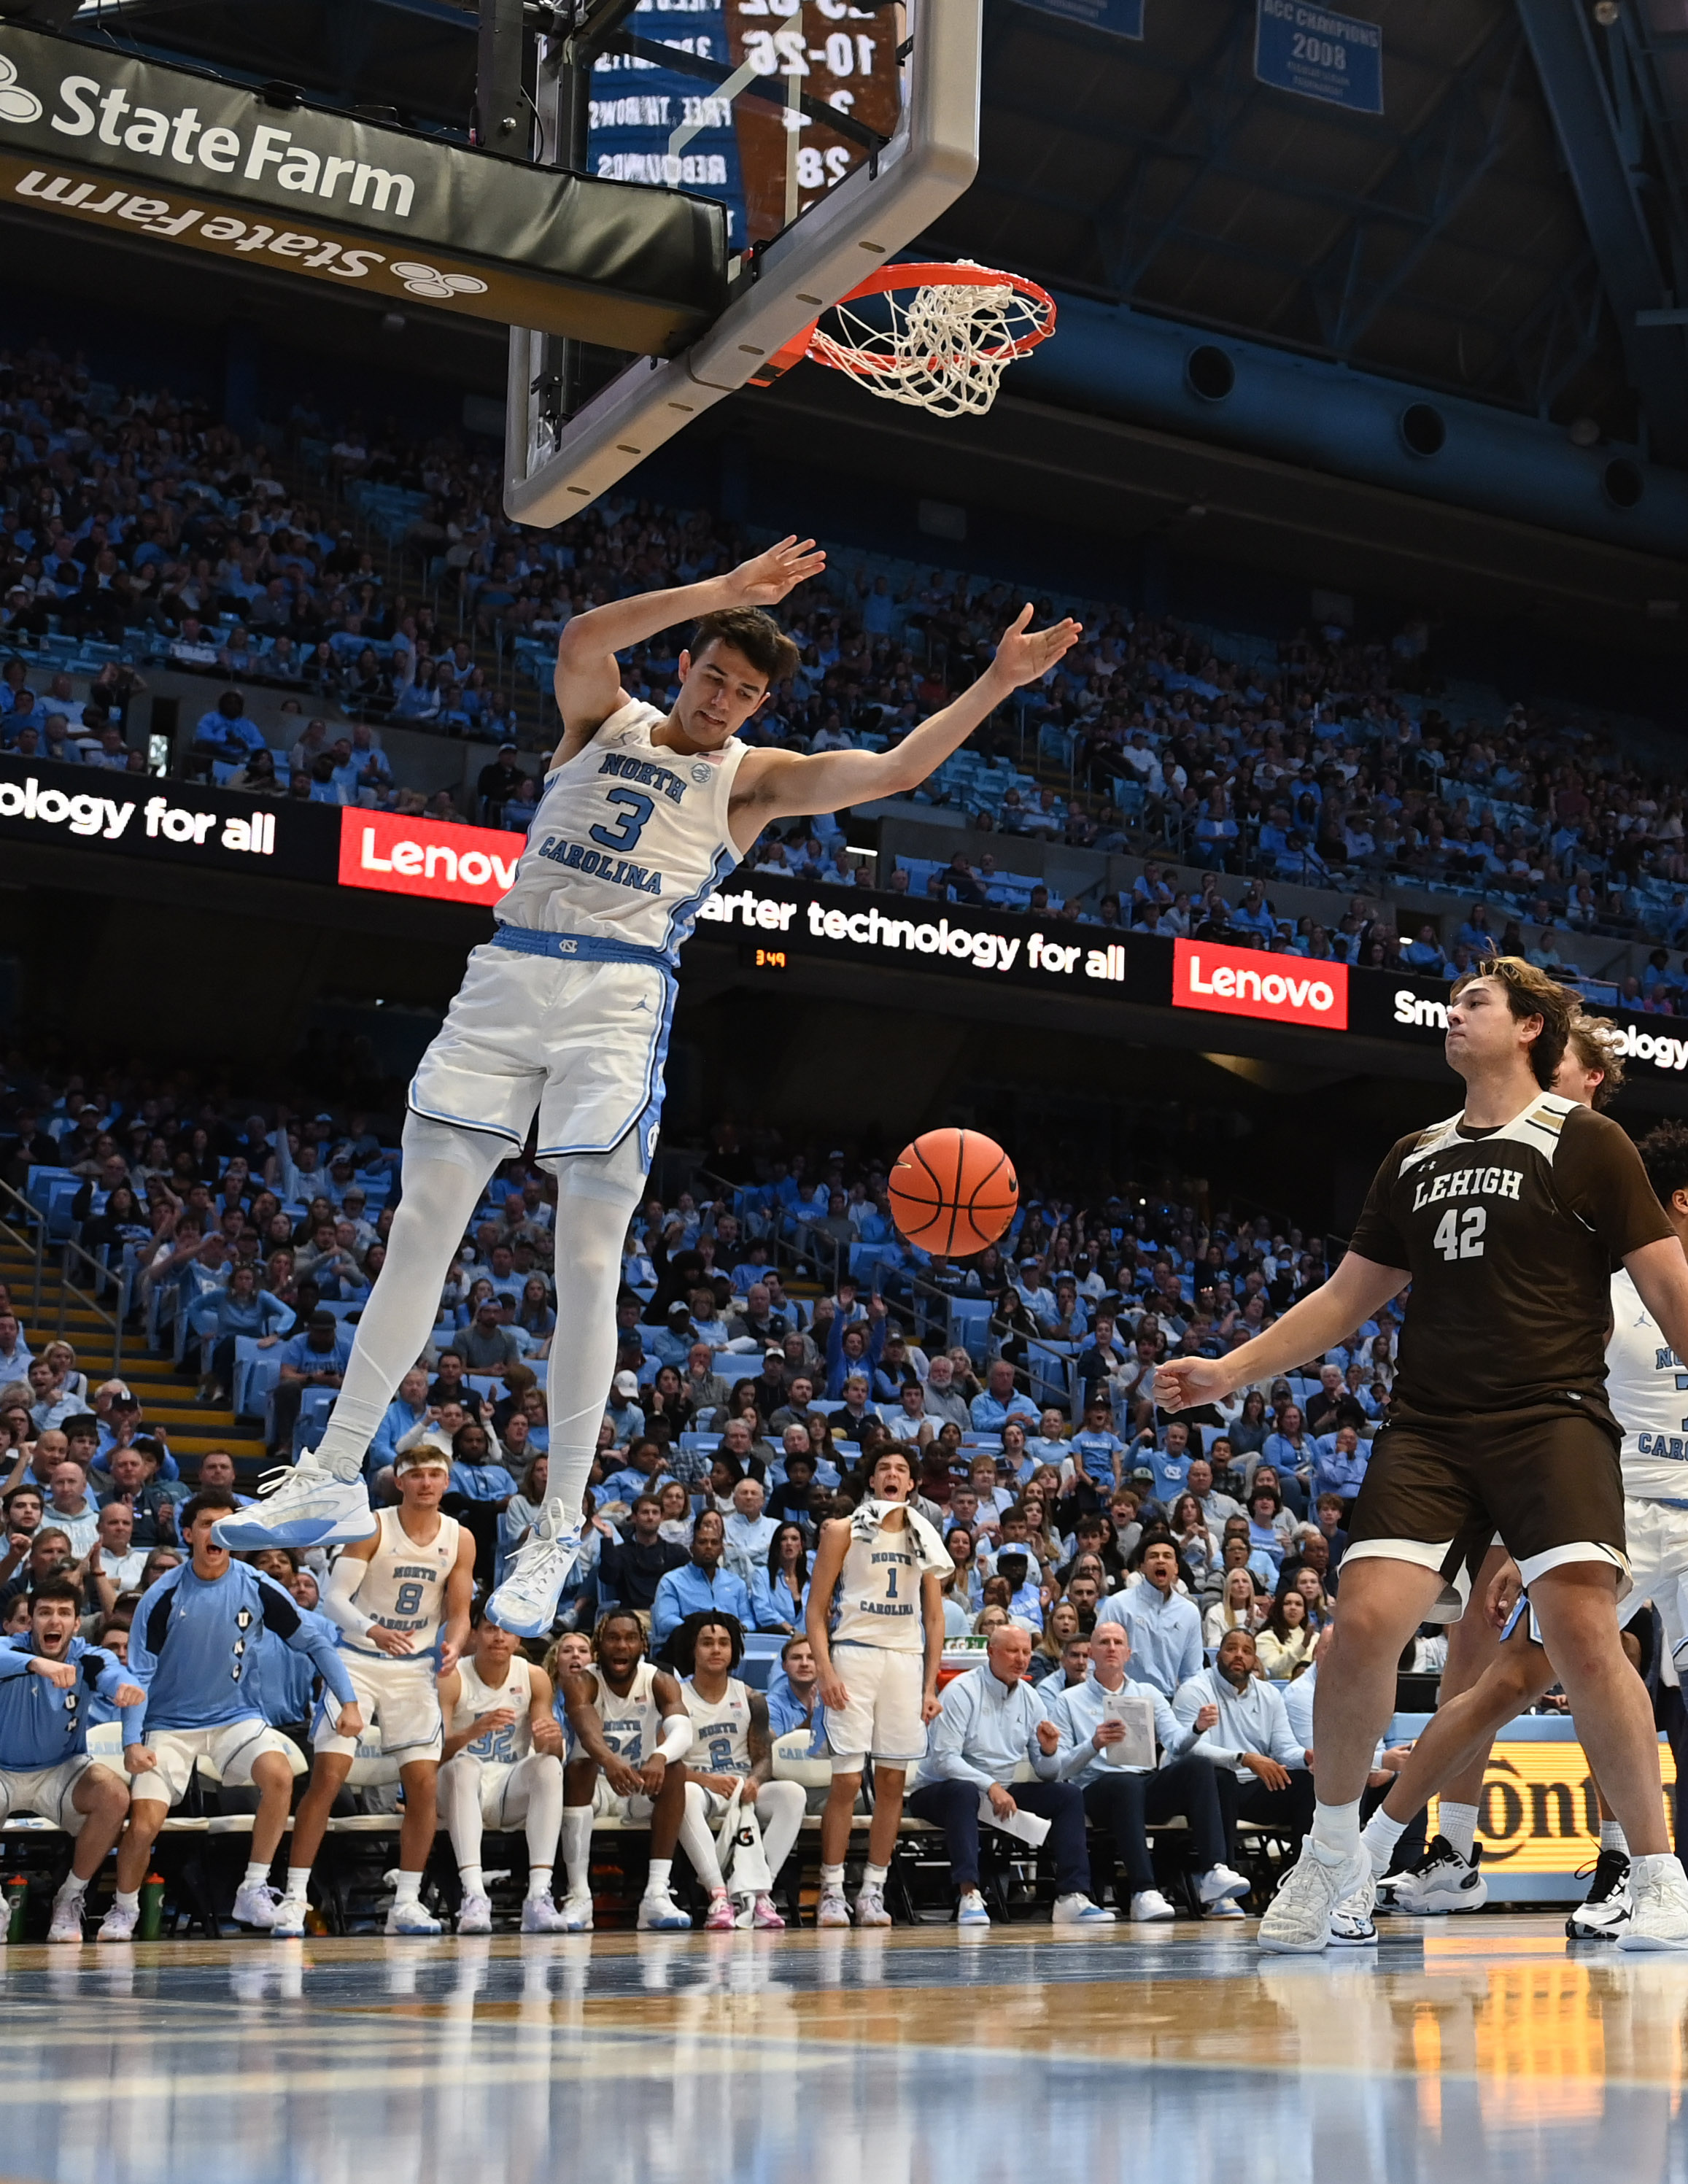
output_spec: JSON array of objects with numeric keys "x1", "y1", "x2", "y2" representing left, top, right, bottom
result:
[{"x1": 749, "y1": 260, "x2": 1056, "y2": 419}]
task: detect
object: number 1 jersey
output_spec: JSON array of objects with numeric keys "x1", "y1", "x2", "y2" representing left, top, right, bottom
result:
[{"x1": 1348, "y1": 1091, "x2": 1671, "y2": 1419}]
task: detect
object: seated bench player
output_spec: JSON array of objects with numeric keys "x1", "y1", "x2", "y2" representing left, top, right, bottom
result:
[
  {"x1": 437, "y1": 1608, "x2": 569, "y2": 1934},
  {"x1": 0, "y1": 1576, "x2": 143, "y2": 1942},
  {"x1": 556, "y1": 1607, "x2": 692, "y2": 1931},
  {"x1": 99, "y1": 1491, "x2": 360, "y2": 1941},
  {"x1": 670, "y1": 1608, "x2": 805, "y2": 1929}
]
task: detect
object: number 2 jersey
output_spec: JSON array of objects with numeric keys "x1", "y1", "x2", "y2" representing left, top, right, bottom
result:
[
  {"x1": 1348, "y1": 1091, "x2": 1672, "y2": 1420},
  {"x1": 492, "y1": 698, "x2": 749, "y2": 956},
  {"x1": 681, "y1": 1675, "x2": 754, "y2": 1776}
]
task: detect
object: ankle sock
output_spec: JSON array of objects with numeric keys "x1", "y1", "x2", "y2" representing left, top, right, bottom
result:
[
  {"x1": 646, "y1": 1859, "x2": 672, "y2": 1894},
  {"x1": 1312, "y1": 1800, "x2": 1361, "y2": 1860},
  {"x1": 863, "y1": 1863, "x2": 888, "y2": 1888},
  {"x1": 1360, "y1": 1808, "x2": 1409, "y2": 1875},
  {"x1": 458, "y1": 1864, "x2": 484, "y2": 1898},
  {"x1": 1601, "y1": 1820, "x2": 1630, "y2": 1856},
  {"x1": 1439, "y1": 1802, "x2": 1478, "y2": 1862}
]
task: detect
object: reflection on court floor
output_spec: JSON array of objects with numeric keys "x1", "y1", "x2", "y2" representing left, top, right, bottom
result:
[{"x1": 0, "y1": 1919, "x2": 1684, "y2": 2184}]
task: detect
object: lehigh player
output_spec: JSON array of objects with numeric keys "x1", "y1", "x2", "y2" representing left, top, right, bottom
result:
[{"x1": 1157, "y1": 961, "x2": 1688, "y2": 1952}]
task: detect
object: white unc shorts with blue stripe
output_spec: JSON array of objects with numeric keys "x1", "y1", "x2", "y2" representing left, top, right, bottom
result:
[{"x1": 407, "y1": 945, "x2": 675, "y2": 1166}]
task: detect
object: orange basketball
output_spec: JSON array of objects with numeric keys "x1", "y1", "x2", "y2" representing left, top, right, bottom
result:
[{"x1": 888, "y1": 1128, "x2": 1018, "y2": 1258}]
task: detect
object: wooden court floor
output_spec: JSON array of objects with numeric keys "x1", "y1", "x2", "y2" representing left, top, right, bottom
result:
[{"x1": 0, "y1": 1914, "x2": 1683, "y2": 2183}]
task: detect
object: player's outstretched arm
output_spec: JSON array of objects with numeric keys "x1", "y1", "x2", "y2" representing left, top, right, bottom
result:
[
  {"x1": 1155, "y1": 1250, "x2": 1408, "y2": 1414},
  {"x1": 552, "y1": 535, "x2": 826, "y2": 748},
  {"x1": 729, "y1": 607, "x2": 1082, "y2": 833}
]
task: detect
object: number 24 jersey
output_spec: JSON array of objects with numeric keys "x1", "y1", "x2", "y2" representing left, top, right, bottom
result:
[{"x1": 1348, "y1": 1091, "x2": 1671, "y2": 1419}]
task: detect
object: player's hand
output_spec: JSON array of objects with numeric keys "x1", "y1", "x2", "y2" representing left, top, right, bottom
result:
[
  {"x1": 637, "y1": 1756, "x2": 667, "y2": 1796},
  {"x1": 28, "y1": 1657, "x2": 76, "y2": 1689},
  {"x1": 369, "y1": 1625, "x2": 416, "y2": 1657},
  {"x1": 696, "y1": 1772, "x2": 739, "y2": 1797},
  {"x1": 605, "y1": 1757, "x2": 643, "y2": 1797},
  {"x1": 1092, "y1": 1719, "x2": 1126, "y2": 1749},
  {"x1": 986, "y1": 1783, "x2": 1017, "y2": 1820},
  {"x1": 113, "y1": 1683, "x2": 145, "y2": 1710},
  {"x1": 1035, "y1": 1719, "x2": 1060, "y2": 1756},
  {"x1": 477, "y1": 1708, "x2": 518, "y2": 1737},
  {"x1": 740, "y1": 1778, "x2": 759, "y2": 1807},
  {"x1": 726, "y1": 535, "x2": 826, "y2": 608},
  {"x1": 1193, "y1": 1703, "x2": 1220, "y2": 1732},
  {"x1": 1153, "y1": 1358, "x2": 1234, "y2": 1413},
  {"x1": 818, "y1": 1670, "x2": 851, "y2": 1712},
  {"x1": 921, "y1": 1690, "x2": 943, "y2": 1725},
  {"x1": 436, "y1": 1637, "x2": 462, "y2": 1676},
  {"x1": 123, "y1": 1744, "x2": 157, "y2": 1776},
  {"x1": 1485, "y1": 1557, "x2": 1524, "y2": 1629},
  {"x1": 1241, "y1": 1753, "x2": 1290, "y2": 1792},
  {"x1": 986, "y1": 606, "x2": 1083, "y2": 694}
]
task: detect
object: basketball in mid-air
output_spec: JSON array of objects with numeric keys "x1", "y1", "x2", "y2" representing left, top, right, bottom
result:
[{"x1": 888, "y1": 1128, "x2": 1018, "y2": 1257}]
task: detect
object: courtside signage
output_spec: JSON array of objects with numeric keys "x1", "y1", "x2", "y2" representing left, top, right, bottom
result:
[
  {"x1": 1172, "y1": 937, "x2": 1348, "y2": 1029},
  {"x1": 337, "y1": 810, "x2": 521, "y2": 909},
  {"x1": 0, "y1": 26, "x2": 724, "y2": 355}
]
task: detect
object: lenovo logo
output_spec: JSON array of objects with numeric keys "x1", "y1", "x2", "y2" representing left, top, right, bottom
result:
[
  {"x1": 1172, "y1": 938, "x2": 1347, "y2": 1029},
  {"x1": 338, "y1": 810, "x2": 519, "y2": 907}
]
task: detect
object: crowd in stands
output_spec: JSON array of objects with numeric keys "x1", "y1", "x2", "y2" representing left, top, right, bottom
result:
[
  {"x1": 8, "y1": 333, "x2": 1688, "y2": 1002},
  {"x1": 0, "y1": 1041, "x2": 1437, "y2": 1932}
]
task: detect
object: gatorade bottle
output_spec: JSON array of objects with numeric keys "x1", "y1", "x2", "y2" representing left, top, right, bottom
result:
[
  {"x1": 4, "y1": 1876, "x2": 26, "y2": 1943},
  {"x1": 137, "y1": 1873, "x2": 166, "y2": 1941}
]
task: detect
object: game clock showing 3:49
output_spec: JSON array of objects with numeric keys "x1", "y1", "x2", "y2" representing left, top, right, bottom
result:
[{"x1": 746, "y1": 943, "x2": 789, "y2": 970}]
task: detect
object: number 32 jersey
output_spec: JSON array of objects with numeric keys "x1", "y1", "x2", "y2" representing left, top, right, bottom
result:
[
  {"x1": 1348, "y1": 1091, "x2": 1671, "y2": 1419},
  {"x1": 493, "y1": 699, "x2": 750, "y2": 956}
]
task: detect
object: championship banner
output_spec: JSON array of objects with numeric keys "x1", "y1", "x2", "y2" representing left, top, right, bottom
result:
[
  {"x1": 1254, "y1": 0, "x2": 1383, "y2": 114},
  {"x1": 0, "y1": 25, "x2": 726, "y2": 353}
]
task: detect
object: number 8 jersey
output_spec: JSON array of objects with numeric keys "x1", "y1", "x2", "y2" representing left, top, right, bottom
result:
[
  {"x1": 339, "y1": 1508, "x2": 462, "y2": 1661},
  {"x1": 493, "y1": 699, "x2": 750, "y2": 957},
  {"x1": 1347, "y1": 1091, "x2": 1672, "y2": 1420}
]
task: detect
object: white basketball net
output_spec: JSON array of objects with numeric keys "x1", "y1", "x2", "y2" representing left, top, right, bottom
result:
[{"x1": 810, "y1": 273, "x2": 1053, "y2": 419}]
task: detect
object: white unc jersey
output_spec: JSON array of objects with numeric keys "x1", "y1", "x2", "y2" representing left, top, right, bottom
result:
[
  {"x1": 681, "y1": 1675, "x2": 754, "y2": 1776},
  {"x1": 341, "y1": 1509, "x2": 462, "y2": 1660},
  {"x1": 1607, "y1": 1267, "x2": 1688, "y2": 1499},
  {"x1": 494, "y1": 699, "x2": 748, "y2": 953},
  {"x1": 449, "y1": 1652, "x2": 533, "y2": 1763}
]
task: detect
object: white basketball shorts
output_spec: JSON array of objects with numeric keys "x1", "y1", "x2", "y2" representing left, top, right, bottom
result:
[
  {"x1": 407, "y1": 945, "x2": 675, "y2": 1163},
  {"x1": 130, "y1": 1719, "x2": 297, "y2": 1807},
  {"x1": 0, "y1": 1755, "x2": 107, "y2": 1831},
  {"x1": 443, "y1": 1750, "x2": 562, "y2": 1827},
  {"x1": 314, "y1": 1654, "x2": 443, "y2": 1763},
  {"x1": 1624, "y1": 1497, "x2": 1688, "y2": 1664},
  {"x1": 824, "y1": 1642, "x2": 927, "y2": 1770}
]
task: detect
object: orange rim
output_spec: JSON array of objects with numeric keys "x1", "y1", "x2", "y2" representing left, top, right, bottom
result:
[{"x1": 748, "y1": 261, "x2": 1056, "y2": 387}]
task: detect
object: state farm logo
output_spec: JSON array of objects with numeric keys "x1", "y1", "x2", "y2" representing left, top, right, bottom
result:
[
  {"x1": 0, "y1": 57, "x2": 42, "y2": 125},
  {"x1": 1172, "y1": 937, "x2": 1347, "y2": 1029},
  {"x1": 338, "y1": 808, "x2": 520, "y2": 908}
]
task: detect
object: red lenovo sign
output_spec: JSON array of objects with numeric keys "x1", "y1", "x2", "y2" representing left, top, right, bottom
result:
[
  {"x1": 338, "y1": 810, "x2": 521, "y2": 908},
  {"x1": 1172, "y1": 937, "x2": 1348, "y2": 1029}
]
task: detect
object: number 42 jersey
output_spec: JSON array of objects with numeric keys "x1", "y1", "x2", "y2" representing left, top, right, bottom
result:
[{"x1": 1347, "y1": 1091, "x2": 1671, "y2": 1420}]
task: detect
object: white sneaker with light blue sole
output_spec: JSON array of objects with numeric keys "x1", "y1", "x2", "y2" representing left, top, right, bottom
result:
[
  {"x1": 1052, "y1": 1894, "x2": 1115, "y2": 1925},
  {"x1": 213, "y1": 1460, "x2": 377, "y2": 1551},
  {"x1": 487, "y1": 1520, "x2": 584, "y2": 1638},
  {"x1": 385, "y1": 1898, "x2": 443, "y2": 1936},
  {"x1": 638, "y1": 1889, "x2": 692, "y2": 1932},
  {"x1": 956, "y1": 1889, "x2": 991, "y2": 1927}
]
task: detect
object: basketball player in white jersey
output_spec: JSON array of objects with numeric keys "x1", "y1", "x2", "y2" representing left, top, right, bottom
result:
[
  {"x1": 1359, "y1": 1112, "x2": 1688, "y2": 1946},
  {"x1": 557, "y1": 1607, "x2": 694, "y2": 1929},
  {"x1": 217, "y1": 538, "x2": 1080, "y2": 1643},
  {"x1": 670, "y1": 1609, "x2": 805, "y2": 1929},
  {"x1": 437, "y1": 1609, "x2": 569, "y2": 1933},
  {"x1": 808, "y1": 1445, "x2": 949, "y2": 1927},
  {"x1": 274, "y1": 1449, "x2": 476, "y2": 1935}
]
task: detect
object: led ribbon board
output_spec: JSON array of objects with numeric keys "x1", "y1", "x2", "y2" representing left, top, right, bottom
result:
[{"x1": 0, "y1": 24, "x2": 727, "y2": 354}]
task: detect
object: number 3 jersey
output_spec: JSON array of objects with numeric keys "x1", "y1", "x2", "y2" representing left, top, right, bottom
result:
[
  {"x1": 1349, "y1": 1091, "x2": 1672, "y2": 1420},
  {"x1": 492, "y1": 699, "x2": 749, "y2": 956}
]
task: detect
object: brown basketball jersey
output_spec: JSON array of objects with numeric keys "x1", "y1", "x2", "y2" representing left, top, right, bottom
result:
[{"x1": 1347, "y1": 1091, "x2": 1671, "y2": 1418}]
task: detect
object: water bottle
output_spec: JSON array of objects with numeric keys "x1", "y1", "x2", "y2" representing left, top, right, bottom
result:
[
  {"x1": 137, "y1": 1873, "x2": 166, "y2": 1941},
  {"x1": 4, "y1": 1877, "x2": 26, "y2": 1943}
]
